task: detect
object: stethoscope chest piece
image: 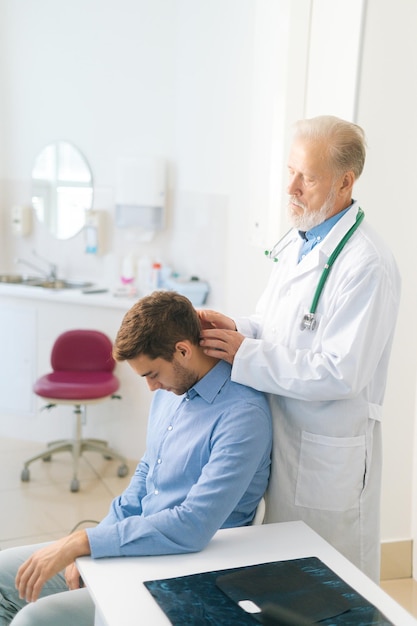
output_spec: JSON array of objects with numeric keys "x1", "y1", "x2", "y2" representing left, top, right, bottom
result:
[{"x1": 301, "y1": 312, "x2": 317, "y2": 331}]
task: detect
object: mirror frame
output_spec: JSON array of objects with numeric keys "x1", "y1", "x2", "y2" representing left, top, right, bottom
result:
[{"x1": 31, "y1": 141, "x2": 94, "y2": 240}]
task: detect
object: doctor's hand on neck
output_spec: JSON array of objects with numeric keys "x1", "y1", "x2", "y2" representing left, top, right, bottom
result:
[
  {"x1": 199, "y1": 327, "x2": 244, "y2": 364},
  {"x1": 197, "y1": 309, "x2": 243, "y2": 364},
  {"x1": 198, "y1": 309, "x2": 237, "y2": 332}
]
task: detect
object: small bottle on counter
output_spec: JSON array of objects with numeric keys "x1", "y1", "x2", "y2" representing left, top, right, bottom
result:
[
  {"x1": 121, "y1": 254, "x2": 135, "y2": 285},
  {"x1": 137, "y1": 256, "x2": 152, "y2": 295},
  {"x1": 150, "y1": 262, "x2": 162, "y2": 291},
  {"x1": 120, "y1": 254, "x2": 137, "y2": 297}
]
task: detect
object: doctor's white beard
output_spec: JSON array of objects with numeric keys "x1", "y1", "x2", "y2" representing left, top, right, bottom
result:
[{"x1": 287, "y1": 186, "x2": 337, "y2": 231}]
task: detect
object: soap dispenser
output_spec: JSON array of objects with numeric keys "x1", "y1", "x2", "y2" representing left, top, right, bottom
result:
[
  {"x1": 85, "y1": 210, "x2": 103, "y2": 254},
  {"x1": 121, "y1": 254, "x2": 135, "y2": 286}
]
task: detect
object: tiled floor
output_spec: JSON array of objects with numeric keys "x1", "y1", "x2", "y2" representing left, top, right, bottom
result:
[
  {"x1": 0, "y1": 436, "x2": 134, "y2": 549},
  {"x1": 1, "y1": 437, "x2": 417, "y2": 621}
]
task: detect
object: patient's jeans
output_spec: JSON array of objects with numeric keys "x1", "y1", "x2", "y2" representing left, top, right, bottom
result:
[{"x1": 0, "y1": 543, "x2": 95, "y2": 626}]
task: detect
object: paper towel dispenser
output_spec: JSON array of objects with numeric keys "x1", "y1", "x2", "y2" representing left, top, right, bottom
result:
[
  {"x1": 115, "y1": 156, "x2": 166, "y2": 231},
  {"x1": 115, "y1": 204, "x2": 164, "y2": 230}
]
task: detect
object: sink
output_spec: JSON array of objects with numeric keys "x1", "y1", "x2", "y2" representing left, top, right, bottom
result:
[
  {"x1": 0, "y1": 273, "x2": 38, "y2": 284},
  {"x1": 24, "y1": 278, "x2": 94, "y2": 290},
  {"x1": 0, "y1": 274, "x2": 93, "y2": 290}
]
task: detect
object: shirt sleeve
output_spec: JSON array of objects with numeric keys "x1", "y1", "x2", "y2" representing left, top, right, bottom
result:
[
  {"x1": 94, "y1": 457, "x2": 149, "y2": 527},
  {"x1": 86, "y1": 400, "x2": 271, "y2": 558}
]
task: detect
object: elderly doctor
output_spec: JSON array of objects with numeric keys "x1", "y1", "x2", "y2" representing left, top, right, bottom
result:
[{"x1": 199, "y1": 115, "x2": 401, "y2": 583}]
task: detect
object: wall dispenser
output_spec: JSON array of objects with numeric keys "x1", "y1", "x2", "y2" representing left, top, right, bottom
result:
[
  {"x1": 11, "y1": 205, "x2": 32, "y2": 237},
  {"x1": 115, "y1": 156, "x2": 166, "y2": 239},
  {"x1": 84, "y1": 209, "x2": 104, "y2": 254}
]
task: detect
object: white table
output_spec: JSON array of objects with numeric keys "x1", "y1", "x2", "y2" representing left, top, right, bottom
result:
[{"x1": 77, "y1": 521, "x2": 417, "y2": 626}]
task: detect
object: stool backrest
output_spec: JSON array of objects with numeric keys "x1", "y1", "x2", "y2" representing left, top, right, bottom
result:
[{"x1": 51, "y1": 330, "x2": 116, "y2": 372}]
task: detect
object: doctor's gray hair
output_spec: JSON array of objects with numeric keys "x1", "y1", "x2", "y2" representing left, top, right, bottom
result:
[{"x1": 293, "y1": 115, "x2": 367, "y2": 180}]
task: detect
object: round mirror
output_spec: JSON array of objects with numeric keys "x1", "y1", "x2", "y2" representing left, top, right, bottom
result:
[{"x1": 31, "y1": 141, "x2": 93, "y2": 239}]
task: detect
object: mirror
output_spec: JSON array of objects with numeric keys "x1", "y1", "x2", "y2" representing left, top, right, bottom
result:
[{"x1": 31, "y1": 141, "x2": 93, "y2": 239}]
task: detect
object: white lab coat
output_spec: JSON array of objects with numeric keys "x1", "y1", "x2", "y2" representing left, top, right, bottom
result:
[{"x1": 232, "y1": 202, "x2": 401, "y2": 581}]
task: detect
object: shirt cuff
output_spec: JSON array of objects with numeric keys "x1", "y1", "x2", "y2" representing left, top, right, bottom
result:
[{"x1": 86, "y1": 525, "x2": 122, "y2": 559}]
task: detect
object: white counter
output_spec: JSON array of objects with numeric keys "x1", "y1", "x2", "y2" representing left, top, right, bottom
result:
[
  {"x1": 0, "y1": 282, "x2": 137, "y2": 310},
  {"x1": 0, "y1": 280, "x2": 211, "y2": 310}
]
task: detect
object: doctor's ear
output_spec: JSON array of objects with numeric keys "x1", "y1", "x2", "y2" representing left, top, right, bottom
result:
[{"x1": 339, "y1": 171, "x2": 355, "y2": 193}]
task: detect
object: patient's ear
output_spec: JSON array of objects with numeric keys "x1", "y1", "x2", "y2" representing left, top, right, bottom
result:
[{"x1": 175, "y1": 341, "x2": 192, "y2": 359}]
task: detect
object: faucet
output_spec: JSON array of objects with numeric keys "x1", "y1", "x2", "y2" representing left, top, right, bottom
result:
[{"x1": 15, "y1": 250, "x2": 58, "y2": 281}]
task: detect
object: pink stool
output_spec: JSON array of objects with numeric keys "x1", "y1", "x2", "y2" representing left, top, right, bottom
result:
[{"x1": 21, "y1": 329, "x2": 128, "y2": 492}]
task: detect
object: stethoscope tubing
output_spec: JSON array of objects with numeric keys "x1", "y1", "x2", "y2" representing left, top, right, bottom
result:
[
  {"x1": 310, "y1": 208, "x2": 364, "y2": 315},
  {"x1": 265, "y1": 208, "x2": 365, "y2": 330}
]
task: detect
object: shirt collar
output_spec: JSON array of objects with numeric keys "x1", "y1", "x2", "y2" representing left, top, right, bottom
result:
[{"x1": 186, "y1": 360, "x2": 231, "y2": 403}]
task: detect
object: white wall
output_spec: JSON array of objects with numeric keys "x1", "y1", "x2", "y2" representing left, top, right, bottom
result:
[
  {"x1": 0, "y1": 0, "x2": 260, "y2": 307},
  {"x1": 354, "y1": 0, "x2": 417, "y2": 544},
  {"x1": 0, "y1": 0, "x2": 174, "y2": 287},
  {"x1": 0, "y1": 0, "x2": 416, "y2": 552}
]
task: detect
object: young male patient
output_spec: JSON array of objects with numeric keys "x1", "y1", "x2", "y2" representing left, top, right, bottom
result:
[{"x1": 0, "y1": 291, "x2": 272, "y2": 626}]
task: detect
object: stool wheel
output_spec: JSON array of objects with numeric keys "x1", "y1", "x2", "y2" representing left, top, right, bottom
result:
[
  {"x1": 21, "y1": 467, "x2": 30, "y2": 482},
  {"x1": 118, "y1": 464, "x2": 129, "y2": 478},
  {"x1": 43, "y1": 455, "x2": 52, "y2": 462},
  {"x1": 70, "y1": 478, "x2": 80, "y2": 492}
]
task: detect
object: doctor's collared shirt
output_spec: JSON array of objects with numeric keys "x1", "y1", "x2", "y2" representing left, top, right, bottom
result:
[
  {"x1": 298, "y1": 204, "x2": 351, "y2": 262},
  {"x1": 86, "y1": 360, "x2": 272, "y2": 558}
]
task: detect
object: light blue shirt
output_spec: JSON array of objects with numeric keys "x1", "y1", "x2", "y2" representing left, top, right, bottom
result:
[
  {"x1": 298, "y1": 204, "x2": 352, "y2": 262},
  {"x1": 87, "y1": 360, "x2": 272, "y2": 558}
]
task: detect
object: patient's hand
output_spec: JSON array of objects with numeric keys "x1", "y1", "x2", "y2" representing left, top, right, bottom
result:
[
  {"x1": 65, "y1": 562, "x2": 84, "y2": 590},
  {"x1": 15, "y1": 530, "x2": 90, "y2": 602}
]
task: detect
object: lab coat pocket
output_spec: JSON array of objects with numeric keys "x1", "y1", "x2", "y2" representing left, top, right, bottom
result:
[{"x1": 295, "y1": 430, "x2": 366, "y2": 512}]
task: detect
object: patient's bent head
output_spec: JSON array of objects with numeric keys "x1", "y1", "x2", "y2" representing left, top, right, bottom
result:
[{"x1": 113, "y1": 291, "x2": 201, "y2": 363}]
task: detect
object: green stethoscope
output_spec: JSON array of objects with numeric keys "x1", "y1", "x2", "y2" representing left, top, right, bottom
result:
[{"x1": 264, "y1": 208, "x2": 365, "y2": 331}]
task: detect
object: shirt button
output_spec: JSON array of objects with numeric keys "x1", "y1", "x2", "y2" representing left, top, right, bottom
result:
[
  {"x1": 168, "y1": 425, "x2": 173, "y2": 431},
  {"x1": 154, "y1": 490, "x2": 159, "y2": 495},
  {"x1": 157, "y1": 458, "x2": 162, "y2": 464}
]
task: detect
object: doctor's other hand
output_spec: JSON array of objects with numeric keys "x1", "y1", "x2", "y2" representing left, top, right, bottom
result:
[
  {"x1": 197, "y1": 309, "x2": 237, "y2": 331},
  {"x1": 199, "y1": 327, "x2": 244, "y2": 364}
]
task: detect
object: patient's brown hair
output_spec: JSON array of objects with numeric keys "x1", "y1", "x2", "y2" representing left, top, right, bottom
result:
[{"x1": 113, "y1": 290, "x2": 201, "y2": 362}]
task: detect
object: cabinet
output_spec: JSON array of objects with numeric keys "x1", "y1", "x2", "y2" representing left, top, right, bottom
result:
[{"x1": 0, "y1": 304, "x2": 36, "y2": 414}]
